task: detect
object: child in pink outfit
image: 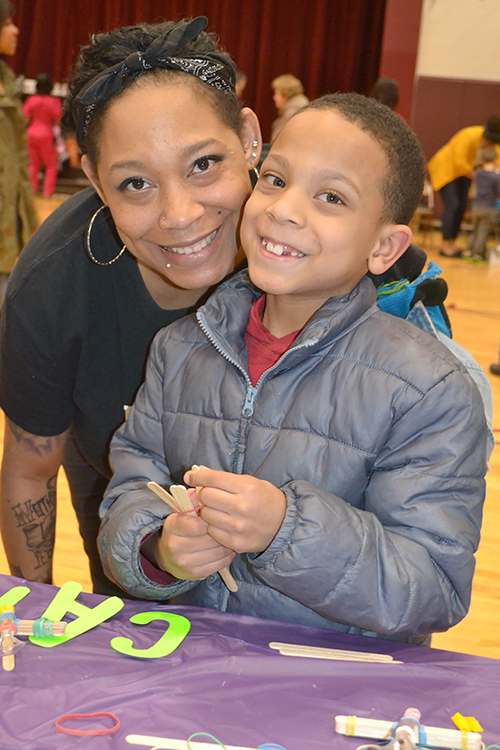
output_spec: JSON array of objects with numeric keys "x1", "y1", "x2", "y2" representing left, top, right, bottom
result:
[{"x1": 23, "y1": 73, "x2": 62, "y2": 197}]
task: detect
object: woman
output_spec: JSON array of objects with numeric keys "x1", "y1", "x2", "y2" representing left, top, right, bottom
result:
[
  {"x1": 0, "y1": 16, "x2": 261, "y2": 595},
  {"x1": 0, "y1": 0, "x2": 38, "y2": 303}
]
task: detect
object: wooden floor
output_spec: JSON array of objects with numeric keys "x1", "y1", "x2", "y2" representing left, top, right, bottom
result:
[{"x1": 0, "y1": 200, "x2": 499, "y2": 658}]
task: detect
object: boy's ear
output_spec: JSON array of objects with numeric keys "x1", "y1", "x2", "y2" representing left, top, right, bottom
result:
[
  {"x1": 240, "y1": 107, "x2": 262, "y2": 169},
  {"x1": 81, "y1": 155, "x2": 106, "y2": 204},
  {"x1": 367, "y1": 225, "x2": 413, "y2": 276}
]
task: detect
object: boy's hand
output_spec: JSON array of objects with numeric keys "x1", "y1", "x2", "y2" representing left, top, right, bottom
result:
[
  {"x1": 157, "y1": 512, "x2": 235, "y2": 581},
  {"x1": 184, "y1": 468, "x2": 286, "y2": 555}
]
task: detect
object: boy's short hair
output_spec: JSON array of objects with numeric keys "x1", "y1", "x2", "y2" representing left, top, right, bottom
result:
[
  {"x1": 303, "y1": 92, "x2": 425, "y2": 225},
  {"x1": 477, "y1": 145, "x2": 498, "y2": 165}
]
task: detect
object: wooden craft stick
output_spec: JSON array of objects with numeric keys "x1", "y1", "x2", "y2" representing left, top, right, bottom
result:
[
  {"x1": 334, "y1": 715, "x2": 482, "y2": 750},
  {"x1": 16, "y1": 620, "x2": 67, "y2": 637},
  {"x1": 269, "y1": 641, "x2": 396, "y2": 662},
  {"x1": 147, "y1": 480, "x2": 238, "y2": 593},
  {"x1": 276, "y1": 647, "x2": 402, "y2": 664},
  {"x1": 147, "y1": 482, "x2": 178, "y2": 511},
  {"x1": 169, "y1": 485, "x2": 195, "y2": 513},
  {"x1": 2, "y1": 629, "x2": 15, "y2": 671},
  {"x1": 126, "y1": 735, "x2": 257, "y2": 749}
]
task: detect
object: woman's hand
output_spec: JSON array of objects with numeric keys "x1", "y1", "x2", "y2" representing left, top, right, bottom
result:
[
  {"x1": 156, "y1": 511, "x2": 235, "y2": 581},
  {"x1": 184, "y1": 468, "x2": 286, "y2": 555}
]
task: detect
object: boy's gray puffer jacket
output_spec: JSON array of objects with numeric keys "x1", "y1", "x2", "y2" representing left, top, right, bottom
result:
[{"x1": 99, "y1": 271, "x2": 487, "y2": 643}]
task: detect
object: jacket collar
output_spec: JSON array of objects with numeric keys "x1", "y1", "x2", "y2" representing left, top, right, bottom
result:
[{"x1": 197, "y1": 269, "x2": 378, "y2": 375}]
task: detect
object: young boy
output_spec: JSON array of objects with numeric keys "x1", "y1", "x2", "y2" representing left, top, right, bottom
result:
[
  {"x1": 99, "y1": 94, "x2": 487, "y2": 644},
  {"x1": 465, "y1": 145, "x2": 500, "y2": 259}
]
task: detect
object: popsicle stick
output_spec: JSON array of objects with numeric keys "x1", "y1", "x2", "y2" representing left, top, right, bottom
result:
[
  {"x1": 277, "y1": 647, "x2": 403, "y2": 664},
  {"x1": 126, "y1": 735, "x2": 257, "y2": 749},
  {"x1": 147, "y1": 482, "x2": 178, "y2": 512},
  {"x1": 16, "y1": 620, "x2": 67, "y2": 637},
  {"x1": 269, "y1": 641, "x2": 396, "y2": 662},
  {"x1": 147, "y1": 480, "x2": 238, "y2": 593},
  {"x1": 2, "y1": 630, "x2": 15, "y2": 671},
  {"x1": 170, "y1": 485, "x2": 195, "y2": 513},
  {"x1": 217, "y1": 567, "x2": 239, "y2": 593},
  {"x1": 334, "y1": 715, "x2": 482, "y2": 750}
]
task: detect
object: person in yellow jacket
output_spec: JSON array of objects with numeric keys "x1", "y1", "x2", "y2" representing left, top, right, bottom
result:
[
  {"x1": 0, "y1": 1, "x2": 38, "y2": 304},
  {"x1": 427, "y1": 116, "x2": 500, "y2": 257}
]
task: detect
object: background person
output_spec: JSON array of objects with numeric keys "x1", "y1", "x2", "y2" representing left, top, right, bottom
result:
[
  {"x1": 0, "y1": 16, "x2": 261, "y2": 596},
  {"x1": 369, "y1": 77, "x2": 399, "y2": 110},
  {"x1": 0, "y1": 0, "x2": 38, "y2": 304},
  {"x1": 270, "y1": 73, "x2": 309, "y2": 142},
  {"x1": 427, "y1": 116, "x2": 500, "y2": 257},
  {"x1": 235, "y1": 70, "x2": 247, "y2": 99},
  {"x1": 464, "y1": 146, "x2": 500, "y2": 260},
  {"x1": 23, "y1": 73, "x2": 62, "y2": 197}
]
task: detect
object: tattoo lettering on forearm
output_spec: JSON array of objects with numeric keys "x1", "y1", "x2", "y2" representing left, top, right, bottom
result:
[
  {"x1": 7, "y1": 419, "x2": 62, "y2": 456},
  {"x1": 10, "y1": 475, "x2": 57, "y2": 569}
]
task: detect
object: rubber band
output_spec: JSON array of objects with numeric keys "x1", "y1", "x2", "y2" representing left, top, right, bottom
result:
[
  {"x1": 175, "y1": 504, "x2": 205, "y2": 515},
  {"x1": 55, "y1": 712, "x2": 120, "y2": 736},
  {"x1": 32, "y1": 618, "x2": 54, "y2": 638},
  {"x1": 0, "y1": 620, "x2": 17, "y2": 635},
  {"x1": 345, "y1": 716, "x2": 357, "y2": 736},
  {"x1": 187, "y1": 733, "x2": 227, "y2": 749},
  {"x1": 0, "y1": 612, "x2": 17, "y2": 624},
  {"x1": 257, "y1": 744, "x2": 290, "y2": 749},
  {"x1": 461, "y1": 731, "x2": 470, "y2": 750}
]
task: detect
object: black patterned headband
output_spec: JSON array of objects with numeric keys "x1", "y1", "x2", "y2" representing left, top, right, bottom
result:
[{"x1": 72, "y1": 16, "x2": 236, "y2": 150}]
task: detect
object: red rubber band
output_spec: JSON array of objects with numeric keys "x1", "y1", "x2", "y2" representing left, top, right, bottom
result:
[
  {"x1": 55, "y1": 712, "x2": 120, "y2": 736},
  {"x1": 0, "y1": 621, "x2": 17, "y2": 634},
  {"x1": 174, "y1": 504, "x2": 204, "y2": 515}
]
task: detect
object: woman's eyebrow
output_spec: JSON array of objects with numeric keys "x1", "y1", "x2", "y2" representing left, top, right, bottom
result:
[
  {"x1": 108, "y1": 139, "x2": 225, "y2": 173},
  {"x1": 109, "y1": 160, "x2": 145, "y2": 173},
  {"x1": 182, "y1": 138, "x2": 224, "y2": 158}
]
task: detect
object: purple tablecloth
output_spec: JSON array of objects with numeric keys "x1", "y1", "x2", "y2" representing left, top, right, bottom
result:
[{"x1": 0, "y1": 574, "x2": 498, "y2": 749}]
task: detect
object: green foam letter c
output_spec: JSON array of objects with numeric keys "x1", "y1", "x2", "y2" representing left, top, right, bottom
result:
[{"x1": 110, "y1": 611, "x2": 191, "y2": 658}]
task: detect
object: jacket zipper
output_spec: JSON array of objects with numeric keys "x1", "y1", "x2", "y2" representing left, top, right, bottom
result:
[{"x1": 197, "y1": 311, "x2": 317, "y2": 473}]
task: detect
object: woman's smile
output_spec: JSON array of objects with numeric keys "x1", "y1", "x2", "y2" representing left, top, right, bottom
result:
[{"x1": 164, "y1": 227, "x2": 218, "y2": 255}]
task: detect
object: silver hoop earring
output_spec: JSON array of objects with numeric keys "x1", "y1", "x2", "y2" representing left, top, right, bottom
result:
[{"x1": 86, "y1": 205, "x2": 126, "y2": 266}]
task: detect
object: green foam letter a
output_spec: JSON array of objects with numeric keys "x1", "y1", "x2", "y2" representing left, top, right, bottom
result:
[{"x1": 29, "y1": 581, "x2": 124, "y2": 648}]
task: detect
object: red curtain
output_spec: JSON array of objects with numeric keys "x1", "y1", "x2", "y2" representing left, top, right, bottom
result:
[{"x1": 9, "y1": 0, "x2": 386, "y2": 142}]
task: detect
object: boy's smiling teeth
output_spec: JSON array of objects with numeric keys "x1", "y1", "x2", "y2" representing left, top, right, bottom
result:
[
  {"x1": 262, "y1": 238, "x2": 304, "y2": 257},
  {"x1": 164, "y1": 229, "x2": 217, "y2": 255}
]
